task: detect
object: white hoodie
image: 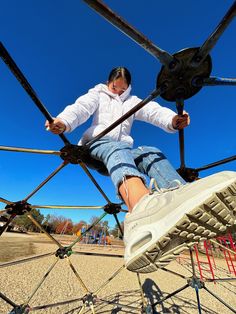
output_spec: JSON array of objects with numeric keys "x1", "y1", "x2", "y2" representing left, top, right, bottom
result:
[{"x1": 57, "y1": 83, "x2": 177, "y2": 147}]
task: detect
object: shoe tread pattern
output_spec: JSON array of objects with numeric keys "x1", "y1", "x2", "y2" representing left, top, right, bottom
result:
[{"x1": 127, "y1": 183, "x2": 236, "y2": 273}]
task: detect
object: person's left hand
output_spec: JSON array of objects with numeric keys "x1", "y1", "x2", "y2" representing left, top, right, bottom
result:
[{"x1": 172, "y1": 111, "x2": 190, "y2": 130}]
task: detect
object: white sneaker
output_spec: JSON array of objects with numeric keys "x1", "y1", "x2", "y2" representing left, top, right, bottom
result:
[{"x1": 124, "y1": 171, "x2": 236, "y2": 273}]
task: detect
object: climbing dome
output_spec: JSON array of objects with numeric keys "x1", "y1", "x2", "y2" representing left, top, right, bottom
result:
[{"x1": 0, "y1": 1, "x2": 236, "y2": 313}]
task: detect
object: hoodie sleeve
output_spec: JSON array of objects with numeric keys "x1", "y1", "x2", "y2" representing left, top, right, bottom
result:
[
  {"x1": 57, "y1": 86, "x2": 100, "y2": 132},
  {"x1": 133, "y1": 96, "x2": 177, "y2": 133}
]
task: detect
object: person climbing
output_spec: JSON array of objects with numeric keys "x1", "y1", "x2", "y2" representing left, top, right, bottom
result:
[{"x1": 46, "y1": 66, "x2": 236, "y2": 273}]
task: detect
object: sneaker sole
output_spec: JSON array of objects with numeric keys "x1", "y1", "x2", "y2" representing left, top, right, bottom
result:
[{"x1": 126, "y1": 181, "x2": 236, "y2": 273}]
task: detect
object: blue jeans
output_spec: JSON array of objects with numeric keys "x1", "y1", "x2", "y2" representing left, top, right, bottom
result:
[{"x1": 88, "y1": 138, "x2": 186, "y2": 196}]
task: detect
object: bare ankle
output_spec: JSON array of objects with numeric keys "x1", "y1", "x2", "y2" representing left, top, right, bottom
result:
[{"x1": 118, "y1": 176, "x2": 149, "y2": 212}]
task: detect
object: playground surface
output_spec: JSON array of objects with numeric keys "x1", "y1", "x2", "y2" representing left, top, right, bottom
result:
[{"x1": 0, "y1": 232, "x2": 235, "y2": 313}]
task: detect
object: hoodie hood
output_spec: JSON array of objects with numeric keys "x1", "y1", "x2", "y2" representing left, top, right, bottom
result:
[{"x1": 94, "y1": 83, "x2": 132, "y2": 102}]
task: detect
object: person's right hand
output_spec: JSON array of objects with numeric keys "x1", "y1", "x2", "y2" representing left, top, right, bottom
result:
[{"x1": 45, "y1": 118, "x2": 66, "y2": 134}]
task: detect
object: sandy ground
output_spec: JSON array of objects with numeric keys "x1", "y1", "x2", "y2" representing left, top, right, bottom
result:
[{"x1": 0, "y1": 232, "x2": 235, "y2": 314}]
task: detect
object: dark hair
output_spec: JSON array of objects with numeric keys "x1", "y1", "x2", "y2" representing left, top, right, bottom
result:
[{"x1": 108, "y1": 67, "x2": 131, "y2": 85}]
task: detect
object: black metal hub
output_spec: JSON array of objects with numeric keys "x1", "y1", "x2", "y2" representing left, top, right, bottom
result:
[
  {"x1": 60, "y1": 144, "x2": 89, "y2": 164},
  {"x1": 60, "y1": 143, "x2": 109, "y2": 174},
  {"x1": 55, "y1": 246, "x2": 72, "y2": 259},
  {"x1": 177, "y1": 167, "x2": 199, "y2": 182},
  {"x1": 5, "y1": 201, "x2": 31, "y2": 216},
  {"x1": 142, "y1": 304, "x2": 153, "y2": 314},
  {"x1": 157, "y1": 47, "x2": 212, "y2": 101},
  {"x1": 188, "y1": 277, "x2": 205, "y2": 289},
  {"x1": 9, "y1": 305, "x2": 30, "y2": 314},
  {"x1": 82, "y1": 293, "x2": 97, "y2": 307},
  {"x1": 104, "y1": 203, "x2": 122, "y2": 215}
]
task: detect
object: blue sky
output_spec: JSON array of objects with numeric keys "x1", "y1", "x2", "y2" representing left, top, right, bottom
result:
[{"x1": 0, "y1": 1, "x2": 236, "y2": 228}]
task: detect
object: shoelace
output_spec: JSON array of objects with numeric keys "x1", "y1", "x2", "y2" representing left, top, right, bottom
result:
[{"x1": 148, "y1": 178, "x2": 182, "y2": 195}]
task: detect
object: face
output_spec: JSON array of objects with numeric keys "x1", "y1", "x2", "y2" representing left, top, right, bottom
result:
[{"x1": 108, "y1": 77, "x2": 128, "y2": 95}]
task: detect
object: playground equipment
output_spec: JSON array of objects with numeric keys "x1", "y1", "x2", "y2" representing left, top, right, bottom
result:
[
  {"x1": 217, "y1": 234, "x2": 236, "y2": 276},
  {"x1": 0, "y1": 1, "x2": 236, "y2": 313}
]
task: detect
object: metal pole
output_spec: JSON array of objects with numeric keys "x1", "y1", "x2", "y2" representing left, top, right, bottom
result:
[
  {"x1": 176, "y1": 98, "x2": 185, "y2": 169},
  {"x1": 82, "y1": 0, "x2": 175, "y2": 67},
  {"x1": 85, "y1": 87, "x2": 165, "y2": 147},
  {"x1": 0, "y1": 42, "x2": 70, "y2": 145},
  {"x1": 191, "y1": 1, "x2": 236, "y2": 66}
]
